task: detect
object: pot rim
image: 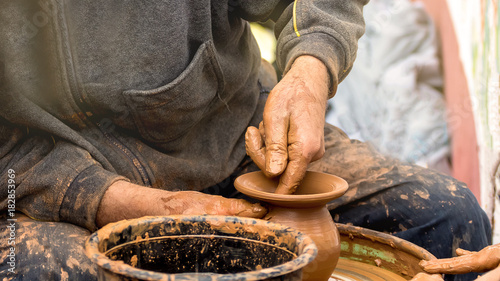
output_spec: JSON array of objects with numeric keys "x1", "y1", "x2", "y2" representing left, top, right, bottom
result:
[
  {"x1": 85, "y1": 215, "x2": 318, "y2": 281},
  {"x1": 235, "y1": 171, "x2": 348, "y2": 207}
]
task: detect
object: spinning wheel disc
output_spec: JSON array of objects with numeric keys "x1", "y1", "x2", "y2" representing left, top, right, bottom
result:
[{"x1": 330, "y1": 259, "x2": 408, "y2": 281}]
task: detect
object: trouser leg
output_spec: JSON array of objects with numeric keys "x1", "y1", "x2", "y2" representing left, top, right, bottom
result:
[{"x1": 0, "y1": 213, "x2": 97, "y2": 281}]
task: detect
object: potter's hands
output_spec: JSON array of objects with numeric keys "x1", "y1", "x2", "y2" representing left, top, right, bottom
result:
[
  {"x1": 410, "y1": 272, "x2": 444, "y2": 281},
  {"x1": 245, "y1": 55, "x2": 330, "y2": 194},
  {"x1": 419, "y1": 245, "x2": 500, "y2": 275},
  {"x1": 411, "y1": 267, "x2": 500, "y2": 281},
  {"x1": 475, "y1": 265, "x2": 500, "y2": 281},
  {"x1": 96, "y1": 180, "x2": 267, "y2": 227}
]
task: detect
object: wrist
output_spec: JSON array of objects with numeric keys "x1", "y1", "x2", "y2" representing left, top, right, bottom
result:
[
  {"x1": 289, "y1": 55, "x2": 330, "y2": 100},
  {"x1": 96, "y1": 180, "x2": 167, "y2": 227}
]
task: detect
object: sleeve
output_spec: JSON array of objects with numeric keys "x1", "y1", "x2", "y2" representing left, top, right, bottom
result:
[
  {"x1": 0, "y1": 118, "x2": 127, "y2": 231},
  {"x1": 0, "y1": 1, "x2": 129, "y2": 232},
  {"x1": 233, "y1": 0, "x2": 369, "y2": 97}
]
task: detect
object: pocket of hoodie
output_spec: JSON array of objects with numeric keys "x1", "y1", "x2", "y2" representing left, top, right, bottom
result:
[{"x1": 122, "y1": 41, "x2": 225, "y2": 143}]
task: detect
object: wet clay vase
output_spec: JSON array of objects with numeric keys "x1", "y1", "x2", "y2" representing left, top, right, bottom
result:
[
  {"x1": 85, "y1": 215, "x2": 318, "y2": 281},
  {"x1": 234, "y1": 171, "x2": 349, "y2": 281}
]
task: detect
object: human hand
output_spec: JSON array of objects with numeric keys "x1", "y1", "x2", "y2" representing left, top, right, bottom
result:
[
  {"x1": 410, "y1": 272, "x2": 444, "y2": 281},
  {"x1": 419, "y1": 245, "x2": 500, "y2": 275},
  {"x1": 411, "y1": 265, "x2": 500, "y2": 281},
  {"x1": 474, "y1": 265, "x2": 500, "y2": 281},
  {"x1": 245, "y1": 55, "x2": 330, "y2": 194},
  {"x1": 96, "y1": 180, "x2": 267, "y2": 227}
]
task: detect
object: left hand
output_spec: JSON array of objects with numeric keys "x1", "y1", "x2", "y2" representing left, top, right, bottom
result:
[
  {"x1": 420, "y1": 245, "x2": 500, "y2": 275},
  {"x1": 245, "y1": 55, "x2": 330, "y2": 194},
  {"x1": 410, "y1": 272, "x2": 444, "y2": 281}
]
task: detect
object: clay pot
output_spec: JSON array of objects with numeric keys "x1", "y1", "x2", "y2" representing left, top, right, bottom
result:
[
  {"x1": 234, "y1": 171, "x2": 348, "y2": 281},
  {"x1": 85, "y1": 215, "x2": 317, "y2": 281}
]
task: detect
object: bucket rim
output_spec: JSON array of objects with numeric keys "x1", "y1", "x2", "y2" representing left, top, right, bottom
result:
[{"x1": 85, "y1": 215, "x2": 318, "y2": 281}]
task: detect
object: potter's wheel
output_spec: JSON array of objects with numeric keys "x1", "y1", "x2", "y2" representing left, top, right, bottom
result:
[{"x1": 329, "y1": 259, "x2": 407, "y2": 281}]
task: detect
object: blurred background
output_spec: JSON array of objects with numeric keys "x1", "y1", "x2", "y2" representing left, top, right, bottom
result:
[{"x1": 250, "y1": 0, "x2": 500, "y2": 243}]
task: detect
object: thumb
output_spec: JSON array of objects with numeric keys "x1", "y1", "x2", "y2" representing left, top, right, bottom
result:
[
  {"x1": 227, "y1": 199, "x2": 267, "y2": 218},
  {"x1": 456, "y1": 248, "x2": 475, "y2": 256},
  {"x1": 245, "y1": 126, "x2": 266, "y2": 172},
  {"x1": 263, "y1": 117, "x2": 288, "y2": 178}
]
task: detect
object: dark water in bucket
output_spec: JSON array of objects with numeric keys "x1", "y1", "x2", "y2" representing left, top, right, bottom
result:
[{"x1": 105, "y1": 234, "x2": 297, "y2": 274}]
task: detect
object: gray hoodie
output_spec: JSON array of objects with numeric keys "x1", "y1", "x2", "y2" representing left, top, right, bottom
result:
[{"x1": 0, "y1": 0, "x2": 367, "y2": 231}]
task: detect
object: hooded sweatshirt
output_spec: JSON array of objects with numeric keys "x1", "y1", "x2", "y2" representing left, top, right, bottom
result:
[{"x1": 0, "y1": 0, "x2": 367, "y2": 231}]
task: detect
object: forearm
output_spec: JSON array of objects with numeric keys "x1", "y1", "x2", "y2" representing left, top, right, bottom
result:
[
  {"x1": 287, "y1": 55, "x2": 330, "y2": 98},
  {"x1": 96, "y1": 181, "x2": 163, "y2": 227}
]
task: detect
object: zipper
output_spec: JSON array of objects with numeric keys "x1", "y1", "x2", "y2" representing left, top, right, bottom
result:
[{"x1": 96, "y1": 122, "x2": 152, "y2": 186}]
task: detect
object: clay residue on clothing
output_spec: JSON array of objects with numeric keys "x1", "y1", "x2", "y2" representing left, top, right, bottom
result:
[{"x1": 414, "y1": 188, "x2": 430, "y2": 200}]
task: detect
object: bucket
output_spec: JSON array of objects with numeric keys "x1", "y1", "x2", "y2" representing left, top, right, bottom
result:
[{"x1": 85, "y1": 215, "x2": 317, "y2": 281}]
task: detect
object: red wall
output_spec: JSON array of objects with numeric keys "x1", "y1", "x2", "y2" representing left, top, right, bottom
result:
[{"x1": 417, "y1": 0, "x2": 481, "y2": 203}]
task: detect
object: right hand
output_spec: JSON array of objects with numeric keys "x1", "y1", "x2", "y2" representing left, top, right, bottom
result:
[
  {"x1": 420, "y1": 245, "x2": 500, "y2": 274},
  {"x1": 96, "y1": 180, "x2": 267, "y2": 227},
  {"x1": 245, "y1": 55, "x2": 329, "y2": 195}
]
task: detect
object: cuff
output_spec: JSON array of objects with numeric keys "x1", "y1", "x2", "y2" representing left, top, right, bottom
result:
[{"x1": 59, "y1": 165, "x2": 128, "y2": 231}]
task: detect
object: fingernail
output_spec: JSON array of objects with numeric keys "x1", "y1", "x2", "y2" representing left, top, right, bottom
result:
[
  {"x1": 267, "y1": 158, "x2": 284, "y2": 176},
  {"x1": 267, "y1": 166, "x2": 281, "y2": 176},
  {"x1": 253, "y1": 204, "x2": 266, "y2": 213}
]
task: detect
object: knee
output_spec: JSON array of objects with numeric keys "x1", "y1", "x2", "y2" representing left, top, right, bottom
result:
[{"x1": 0, "y1": 214, "x2": 98, "y2": 280}]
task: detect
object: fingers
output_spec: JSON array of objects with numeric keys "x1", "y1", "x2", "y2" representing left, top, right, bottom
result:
[
  {"x1": 245, "y1": 126, "x2": 266, "y2": 172},
  {"x1": 456, "y1": 248, "x2": 475, "y2": 256},
  {"x1": 420, "y1": 256, "x2": 478, "y2": 274},
  {"x1": 263, "y1": 109, "x2": 289, "y2": 177},
  {"x1": 410, "y1": 272, "x2": 444, "y2": 281},
  {"x1": 216, "y1": 197, "x2": 267, "y2": 218},
  {"x1": 230, "y1": 200, "x2": 268, "y2": 218},
  {"x1": 275, "y1": 143, "x2": 308, "y2": 194},
  {"x1": 421, "y1": 245, "x2": 500, "y2": 275}
]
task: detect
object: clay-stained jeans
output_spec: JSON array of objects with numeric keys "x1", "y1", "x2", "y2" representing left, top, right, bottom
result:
[{"x1": 0, "y1": 125, "x2": 491, "y2": 281}]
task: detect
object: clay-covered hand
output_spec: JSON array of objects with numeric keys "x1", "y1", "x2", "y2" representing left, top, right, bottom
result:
[
  {"x1": 419, "y1": 245, "x2": 500, "y2": 275},
  {"x1": 474, "y1": 265, "x2": 500, "y2": 281},
  {"x1": 409, "y1": 272, "x2": 444, "y2": 281},
  {"x1": 96, "y1": 180, "x2": 267, "y2": 227},
  {"x1": 245, "y1": 55, "x2": 330, "y2": 194}
]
